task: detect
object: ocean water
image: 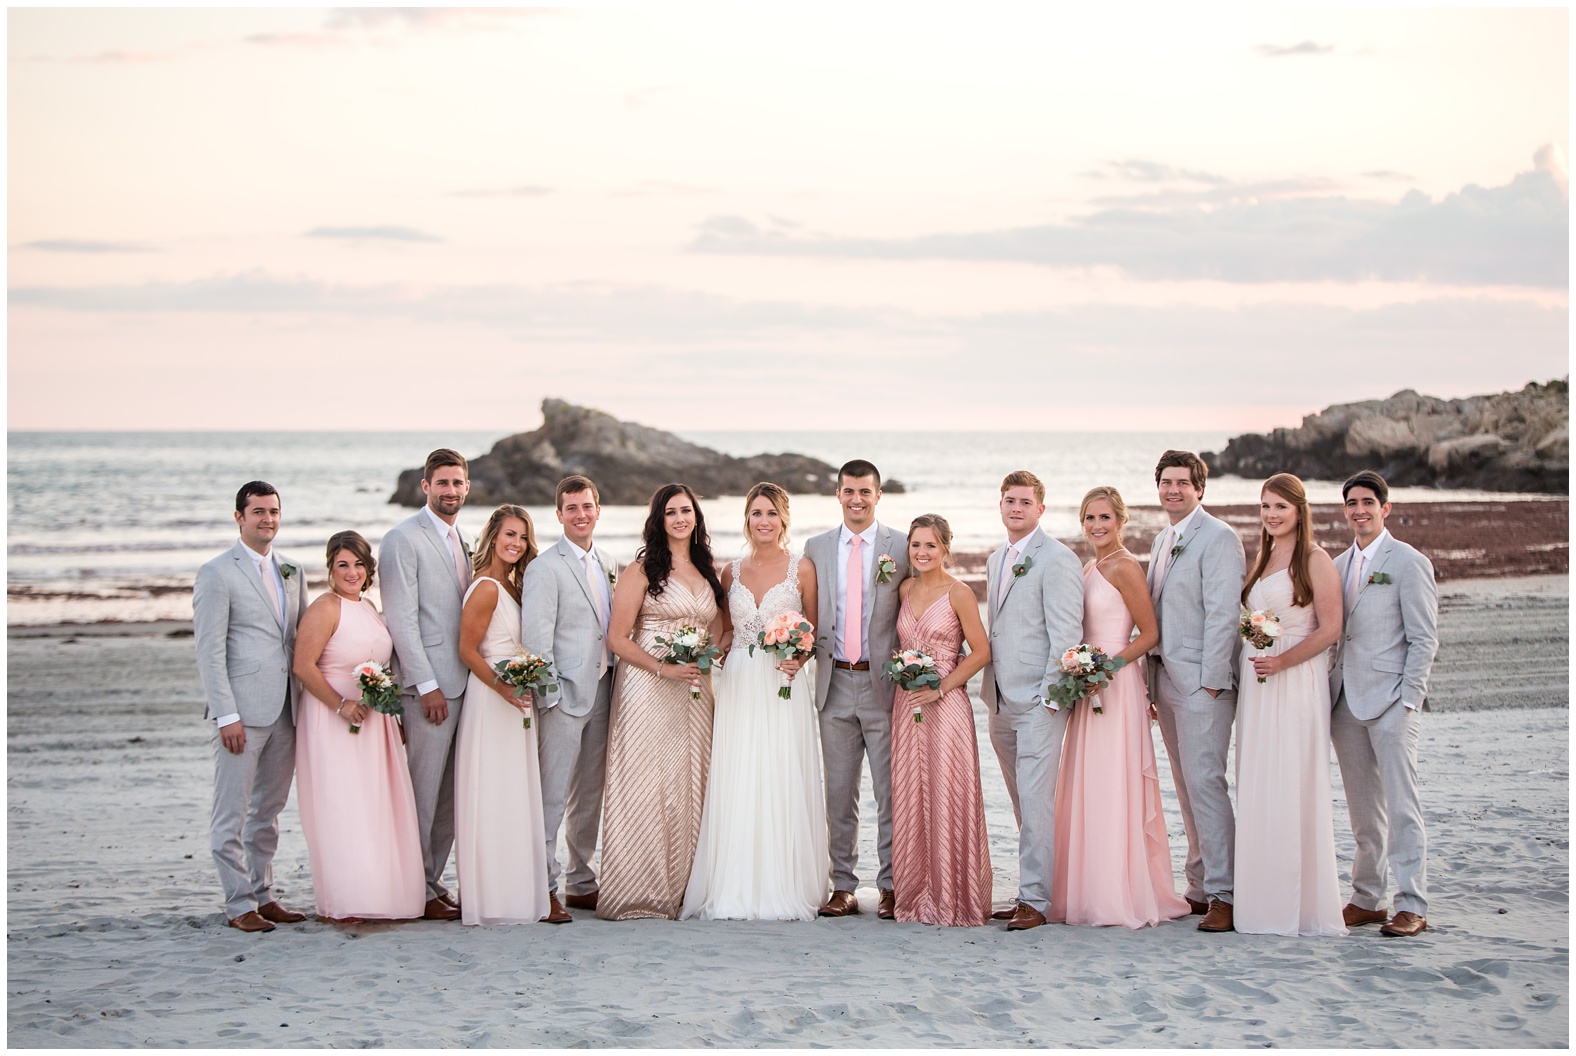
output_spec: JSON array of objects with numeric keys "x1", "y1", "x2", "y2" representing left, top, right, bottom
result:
[{"x1": 5, "y1": 430, "x2": 1536, "y2": 625}]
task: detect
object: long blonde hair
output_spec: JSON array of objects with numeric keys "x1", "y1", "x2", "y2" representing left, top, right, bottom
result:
[
  {"x1": 471, "y1": 504, "x2": 538, "y2": 594},
  {"x1": 1243, "y1": 473, "x2": 1314, "y2": 608},
  {"x1": 742, "y1": 482, "x2": 792, "y2": 554}
]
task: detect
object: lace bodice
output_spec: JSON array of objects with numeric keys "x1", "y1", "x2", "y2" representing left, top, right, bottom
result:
[{"x1": 728, "y1": 552, "x2": 804, "y2": 641}]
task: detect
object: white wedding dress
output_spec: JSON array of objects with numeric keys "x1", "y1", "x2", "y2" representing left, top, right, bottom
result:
[{"x1": 681, "y1": 554, "x2": 830, "y2": 921}]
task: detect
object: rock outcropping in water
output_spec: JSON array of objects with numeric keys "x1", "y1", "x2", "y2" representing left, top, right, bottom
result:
[
  {"x1": 1203, "y1": 379, "x2": 1568, "y2": 493},
  {"x1": 391, "y1": 399, "x2": 898, "y2": 507}
]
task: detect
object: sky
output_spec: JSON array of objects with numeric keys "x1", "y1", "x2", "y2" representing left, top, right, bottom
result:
[{"x1": 6, "y1": 6, "x2": 1570, "y2": 432}]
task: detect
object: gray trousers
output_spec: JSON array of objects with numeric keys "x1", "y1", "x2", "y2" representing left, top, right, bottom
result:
[
  {"x1": 818, "y1": 666, "x2": 893, "y2": 892},
  {"x1": 1153, "y1": 663, "x2": 1237, "y2": 905},
  {"x1": 1331, "y1": 692, "x2": 1428, "y2": 916},
  {"x1": 987, "y1": 694, "x2": 1069, "y2": 914},
  {"x1": 538, "y1": 671, "x2": 613, "y2": 896},
  {"x1": 403, "y1": 691, "x2": 462, "y2": 901},
  {"x1": 210, "y1": 701, "x2": 295, "y2": 919}
]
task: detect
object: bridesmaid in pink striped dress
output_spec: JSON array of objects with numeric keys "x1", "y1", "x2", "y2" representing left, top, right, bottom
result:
[
  {"x1": 1050, "y1": 487, "x2": 1190, "y2": 928},
  {"x1": 889, "y1": 514, "x2": 993, "y2": 926}
]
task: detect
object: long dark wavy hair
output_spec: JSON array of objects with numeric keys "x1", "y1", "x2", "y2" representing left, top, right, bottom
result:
[
  {"x1": 1243, "y1": 473, "x2": 1315, "y2": 609},
  {"x1": 637, "y1": 483, "x2": 725, "y2": 606}
]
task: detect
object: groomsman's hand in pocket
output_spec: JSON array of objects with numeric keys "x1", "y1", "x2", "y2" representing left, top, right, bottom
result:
[
  {"x1": 420, "y1": 688, "x2": 449, "y2": 725},
  {"x1": 219, "y1": 720, "x2": 247, "y2": 755}
]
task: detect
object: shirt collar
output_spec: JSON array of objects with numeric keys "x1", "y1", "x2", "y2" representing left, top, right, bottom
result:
[
  {"x1": 1006, "y1": 525, "x2": 1041, "y2": 553},
  {"x1": 840, "y1": 522, "x2": 878, "y2": 547},
  {"x1": 242, "y1": 542, "x2": 272, "y2": 567},
  {"x1": 1355, "y1": 528, "x2": 1391, "y2": 557},
  {"x1": 564, "y1": 536, "x2": 596, "y2": 563},
  {"x1": 1168, "y1": 505, "x2": 1203, "y2": 540},
  {"x1": 423, "y1": 504, "x2": 455, "y2": 537}
]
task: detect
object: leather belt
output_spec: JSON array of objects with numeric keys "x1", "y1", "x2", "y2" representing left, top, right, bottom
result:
[{"x1": 833, "y1": 660, "x2": 870, "y2": 671}]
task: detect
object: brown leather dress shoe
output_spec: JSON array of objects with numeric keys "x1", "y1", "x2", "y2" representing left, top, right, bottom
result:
[
  {"x1": 990, "y1": 904, "x2": 1017, "y2": 921},
  {"x1": 818, "y1": 890, "x2": 859, "y2": 917},
  {"x1": 1343, "y1": 903, "x2": 1389, "y2": 928},
  {"x1": 228, "y1": 910, "x2": 276, "y2": 933},
  {"x1": 257, "y1": 901, "x2": 306, "y2": 924},
  {"x1": 541, "y1": 895, "x2": 572, "y2": 924},
  {"x1": 877, "y1": 889, "x2": 896, "y2": 920},
  {"x1": 1186, "y1": 898, "x2": 1209, "y2": 915},
  {"x1": 1006, "y1": 903, "x2": 1047, "y2": 931},
  {"x1": 437, "y1": 892, "x2": 461, "y2": 911},
  {"x1": 564, "y1": 891, "x2": 599, "y2": 911},
  {"x1": 1380, "y1": 911, "x2": 1427, "y2": 937},
  {"x1": 423, "y1": 897, "x2": 461, "y2": 921},
  {"x1": 1197, "y1": 900, "x2": 1234, "y2": 932}
]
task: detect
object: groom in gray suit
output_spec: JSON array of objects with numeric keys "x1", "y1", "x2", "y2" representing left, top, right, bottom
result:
[
  {"x1": 193, "y1": 481, "x2": 309, "y2": 932},
  {"x1": 1147, "y1": 450, "x2": 1246, "y2": 933},
  {"x1": 521, "y1": 474, "x2": 619, "y2": 925},
  {"x1": 807, "y1": 460, "x2": 908, "y2": 920},
  {"x1": 1329, "y1": 470, "x2": 1439, "y2": 938},
  {"x1": 982, "y1": 470, "x2": 1083, "y2": 931},
  {"x1": 379, "y1": 448, "x2": 472, "y2": 921}
]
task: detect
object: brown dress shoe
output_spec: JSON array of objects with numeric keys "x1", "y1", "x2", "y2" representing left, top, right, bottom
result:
[
  {"x1": 564, "y1": 891, "x2": 599, "y2": 911},
  {"x1": 877, "y1": 889, "x2": 896, "y2": 920},
  {"x1": 257, "y1": 901, "x2": 306, "y2": 924},
  {"x1": 990, "y1": 903, "x2": 1017, "y2": 921},
  {"x1": 1343, "y1": 903, "x2": 1389, "y2": 928},
  {"x1": 1006, "y1": 903, "x2": 1047, "y2": 931},
  {"x1": 227, "y1": 910, "x2": 276, "y2": 933},
  {"x1": 541, "y1": 895, "x2": 572, "y2": 924},
  {"x1": 1197, "y1": 900, "x2": 1234, "y2": 932},
  {"x1": 423, "y1": 897, "x2": 461, "y2": 921},
  {"x1": 1186, "y1": 898, "x2": 1209, "y2": 915},
  {"x1": 818, "y1": 890, "x2": 859, "y2": 917},
  {"x1": 437, "y1": 892, "x2": 461, "y2": 911},
  {"x1": 1380, "y1": 911, "x2": 1427, "y2": 937}
]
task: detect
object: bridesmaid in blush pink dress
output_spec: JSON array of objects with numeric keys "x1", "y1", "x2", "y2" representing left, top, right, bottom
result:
[
  {"x1": 889, "y1": 514, "x2": 993, "y2": 927},
  {"x1": 1050, "y1": 488, "x2": 1190, "y2": 929},
  {"x1": 292, "y1": 531, "x2": 426, "y2": 923}
]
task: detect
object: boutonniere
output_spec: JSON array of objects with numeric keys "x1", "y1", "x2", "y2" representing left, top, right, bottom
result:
[
  {"x1": 1012, "y1": 554, "x2": 1034, "y2": 578},
  {"x1": 1170, "y1": 542, "x2": 1186, "y2": 559},
  {"x1": 875, "y1": 553, "x2": 897, "y2": 584},
  {"x1": 1367, "y1": 571, "x2": 1393, "y2": 586},
  {"x1": 461, "y1": 538, "x2": 473, "y2": 560},
  {"x1": 279, "y1": 563, "x2": 295, "y2": 581},
  {"x1": 607, "y1": 566, "x2": 618, "y2": 590}
]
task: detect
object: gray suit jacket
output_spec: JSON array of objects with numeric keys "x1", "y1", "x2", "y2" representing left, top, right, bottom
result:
[
  {"x1": 1148, "y1": 508, "x2": 1246, "y2": 695},
  {"x1": 378, "y1": 511, "x2": 469, "y2": 699},
  {"x1": 1329, "y1": 535, "x2": 1439, "y2": 720},
  {"x1": 193, "y1": 540, "x2": 307, "y2": 726},
  {"x1": 520, "y1": 536, "x2": 619, "y2": 718},
  {"x1": 980, "y1": 528, "x2": 1084, "y2": 713},
  {"x1": 807, "y1": 522, "x2": 908, "y2": 710}
]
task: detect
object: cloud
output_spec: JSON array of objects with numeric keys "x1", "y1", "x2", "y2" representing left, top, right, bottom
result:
[
  {"x1": 1255, "y1": 41, "x2": 1335, "y2": 58},
  {"x1": 17, "y1": 239, "x2": 157, "y2": 254},
  {"x1": 450, "y1": 185, "x2": 555, "y2": 198},
  {"x1": 612, "y1": 181, "x2": 722, "y2": 198},
  {"x1": 691, "y1": 159, "x2": 1570, "y2": 288},
  {"x1": 1082, "y1": 160, "x2": 1229, "y2": 186},
  {"x1": 303, "y1": 225, "x2": 442, "y2": 243},
  {"x1": 323, "y1": 8, "x2": 547, "y2": 33},
  {"x1": 245, "y1": 32, "x2": 348, "y2": 50},
  {"x1": 16, "y1": 49, "x2": 172, "y2": 64},
  {"x1": 1361, "y1": 170, "x2": 1413, "y2": 182}
]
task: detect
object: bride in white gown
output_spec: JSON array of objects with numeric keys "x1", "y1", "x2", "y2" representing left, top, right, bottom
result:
[{"x1": 682, "y1": 483, "x2": 830, "y2": 921}]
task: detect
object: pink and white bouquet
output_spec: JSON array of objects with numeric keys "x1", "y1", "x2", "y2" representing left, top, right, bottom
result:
[
  {"x1": 750, "y1": 610, "x2": 818, "y2": 699},
  {"x1": 1238, "y1": 608, "x2": 1282, "y2": 683},
  {"x1": 653, "y1": 625, "x2": 721, "y2": 702},
  {"x1": 352, "y1": 660, "x2": 404, "y2": 734},
  {"x1": 492, "y1": 650, "x2": 560, "y2": 729},
  {"x1": 1046, "y1": 644, "x2": 1126, "y2": 713},
  {"x1": 883, "y1": 648, "x2": 941, "y2": 723}
]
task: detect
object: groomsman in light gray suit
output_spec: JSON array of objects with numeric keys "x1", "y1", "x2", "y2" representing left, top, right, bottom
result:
[
  {"x1": 981, "y1": 470, "x2": 1084, "y2": 931},
  {"x1": 807, "y1": 460, "x2": 908, "y2": 920},
  {"x1": 521, "y1": 474, "x2": 619, "y2": 925},
  {"x1": 193, "y1": 481, "x2": 309, "y2": 932},
  {"x1": 1146, "y1": 450, "x2": 1246, "y2": 933},
  {"x1": 1329, "y1": 470, "x2": 1439, "y2": 938},
  {"x1": 379, "y1": 448, "x2": 472, "y2": 921}
]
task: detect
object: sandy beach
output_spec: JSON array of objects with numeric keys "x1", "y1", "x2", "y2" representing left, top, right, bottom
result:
[{"x1": 6, "y1": 574, "x2": 1568, "y2": 1047}]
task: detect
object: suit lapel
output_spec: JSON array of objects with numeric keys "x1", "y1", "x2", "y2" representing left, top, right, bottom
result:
[
  {"x1": 1351, "y1": 537, "x2": 1395, "y2": 614},
  {"x1": 987, "y1": 545, "x2": 1004, "y2": 617},
  {"x1": 559, "y1": 538, "x2": 599, "y2": 614},
  {"x1": 998, "y1": 530, "x2": 1042, "y2": 611},
  {"x1": 233, "y1": 543, "x2": 284, "y2": 632},
  {"x1": 420, "y1": 512, "x2": 462, "y2": 589}
]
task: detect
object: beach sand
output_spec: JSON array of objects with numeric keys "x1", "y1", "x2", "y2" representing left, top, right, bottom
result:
[{"x1": 6, "y1": 575, "x2": 1568, "y2": 1047}]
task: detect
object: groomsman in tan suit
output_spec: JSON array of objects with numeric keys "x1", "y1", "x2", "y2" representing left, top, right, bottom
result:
[
  {"x1": 379, "y1": 449, "x2": 472, "y2": 921},
  {"x1": 193, "y1": 481, "x2": 309, "y2": 932},
  {"x1": 1329, "y1": 470, "x2": 1439, "y2": 938}
]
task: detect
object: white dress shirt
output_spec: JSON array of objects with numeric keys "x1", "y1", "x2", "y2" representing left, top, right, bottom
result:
[{"x1": 833, "y1": 522, "x2": 878, "y2": 662}]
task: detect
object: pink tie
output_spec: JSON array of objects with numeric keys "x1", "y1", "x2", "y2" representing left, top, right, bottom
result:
[
  {"x1": 841, "y1": 534, "x2": 863, "y2": 662},
  {"x1": 449, "y1": 524, "x2": 470, "y2": 588},
  {"x1": 260, "y1": 559, "x2": 282, "y2": 625}
]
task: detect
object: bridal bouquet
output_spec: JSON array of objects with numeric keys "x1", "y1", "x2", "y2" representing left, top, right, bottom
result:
[
  {"x1": 351, "y1": 660, "x2": 404, "y2": 734},
  {"x1": 750, "y1": 611, "x2": 817, "y2": 699},
  {"x1": 653, "y1": 625, "x2": 721, "y2": 702},
  {"x1": 492, "y1": 650, "x2": 560, "y2": 729},
  {"x1": 883, "y1": 648, "x2": 941, "y2": 723},
  {"x1": 1047, "y1": 644, "x2": 1126, "y2": 714},
  {"x1": 1238, "y1": 608, "x2": 1282, "y2": 683}
]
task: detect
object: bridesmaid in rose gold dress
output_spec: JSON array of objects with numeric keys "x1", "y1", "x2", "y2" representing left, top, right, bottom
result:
[
  {"x1": 292, "y1": 531, "x2": 425, "y2": 924},
  {"x1": 889, "y1": 515, "x2": 993, "y2": 926},
  {"x1": 1050, "y1": 488, "x2": 1190, "y2": 928},
  {"x1": 597, "y1": 484, "x2": 726, "y2": 921}
]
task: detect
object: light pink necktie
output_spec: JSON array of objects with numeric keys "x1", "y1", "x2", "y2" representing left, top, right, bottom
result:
[
  {"x1": 261, "y1": 558, "x2": 283, "y2": 625},
  {"x1": 841, "y1": 534, "x2": 863, "y2": 662},
  {"x1": 448, "y1": 524, "x2": 470, "y2": 588}
]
